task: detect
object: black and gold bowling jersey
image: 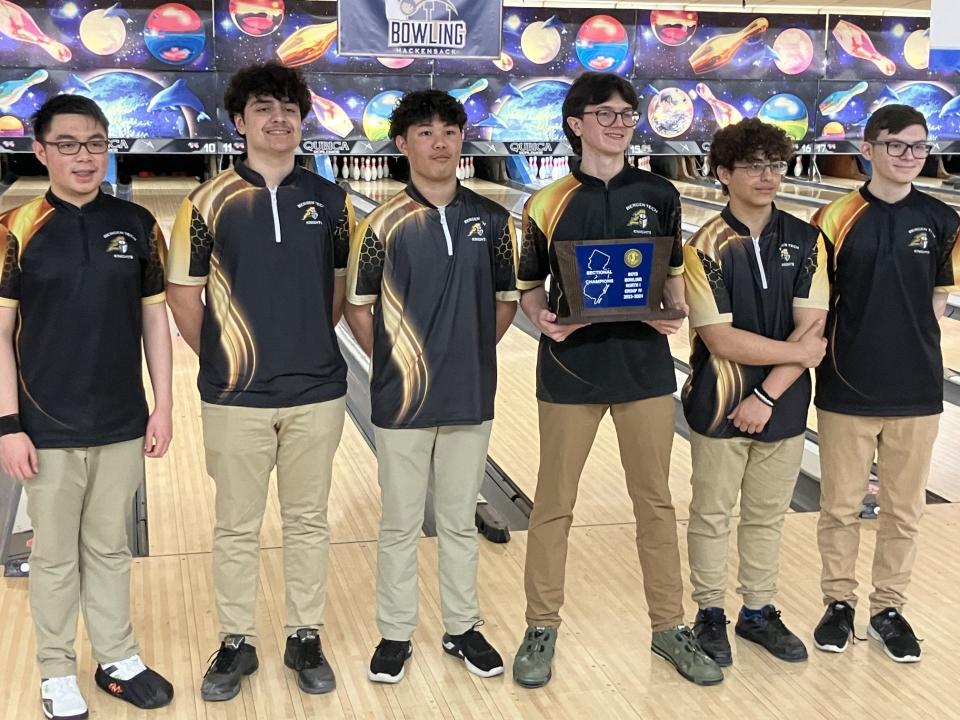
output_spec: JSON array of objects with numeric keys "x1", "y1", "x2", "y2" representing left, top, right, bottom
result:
[
  {"x1": 682, "y1": 205, "x2": 829, "y2": 441},
  {"x1": 346, "y1": 183, "x2": 519, "y2": 429},
  {"x1": 168, "y1": 159, "x2": 354, "y2": 407},
  {"x1": 0, "y1": 190, "x2": 166, "y2": 448},
  {"x1": 516, "y1": 165, "x2": 684, "y2": 405},
  {"x1": 813, "y1": 185, "x2": 960, "y2": 416}
]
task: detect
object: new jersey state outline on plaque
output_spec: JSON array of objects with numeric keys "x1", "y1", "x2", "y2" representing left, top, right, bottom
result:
[{"x1": 583, "y1": 249, "x2": 614, "y2": 304}]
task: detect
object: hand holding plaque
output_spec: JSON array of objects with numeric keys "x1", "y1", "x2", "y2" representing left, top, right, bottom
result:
[{"x1": 550, "y1": 237, "x2": 687, "y2": 324}]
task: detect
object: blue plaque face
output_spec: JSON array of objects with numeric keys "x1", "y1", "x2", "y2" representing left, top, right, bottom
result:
[{"x1": 574, "y1": 241, "x2": 655, "y2": 309}]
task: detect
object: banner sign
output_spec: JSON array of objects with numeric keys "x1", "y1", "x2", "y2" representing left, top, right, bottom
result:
[{"x1": 338, "y1": 0, "x2": 503, "y2": 59}]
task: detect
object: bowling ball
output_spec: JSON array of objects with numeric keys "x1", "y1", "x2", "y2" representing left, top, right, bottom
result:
[
  {"x1": 230, "y1": 0, "x2": 284, "y2": 37},
  {"x1": 650, "y1": 10, "x2": 698, "y2": 47},
  {"x1": 757, "y1": 93, "x2": 809, "y2": 141},
  {"x1": 79, "y1": 9, "x2": 127, "y2": 55},
  {"x1": 144, "y1": 3, "x2": 206, "y2": 65},
  {"x1": 773, "y1": 28, "x2": 814, "y2": 75},
  {"x1": 904, "y1": 29, "x2": 930, "y2": 70},
  {"x1": 520, "y1": 21, "x2": 561, "y2": 64},
  {"x1": 0, "y1": 115, "x2": 24, "y2": 137},
  {"x1": 647, "y1": 87, "x2": 694, "y2": 139},
  {"x1": 377, "y1": 57, "x2": 414, "y2": 69},
  {"x1": 575, "y1": 15, "x2": 629, "y2": 71},
  {"x1": 363, "y1": 90, "x2": 404, "y2": 141},
  {"x1": 822, "y1": 121, "x2": 845, "y2": 140},
  {"x1": 490, "y1": 79, "x2": 569, "y2": 142}
]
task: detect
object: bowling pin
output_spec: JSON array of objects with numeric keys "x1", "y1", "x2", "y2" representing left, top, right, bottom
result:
[
  {"x1": 379, "y1": 156, "x2": 385, "y2": 179},
  {"x1": 688, "y1": 17, "x2": 769, "y2": 74},
  {"x1": 540, "y1": 157, "x2": 550, "y2": 181},
  {"x1": 351, "y1": 157, "x2": 360, "y2": 181},
  {"x1": 794, "y1": 155, "x2": 804, "y2": 177},
  {"x1": 528, "y1": 156, "x2": 538, "y2": 179},
  {"x1": 0, "y1": 0, "x2": 71, "y2": 62},
  {"x1": 468, "y1": 156, "x2": 475, "y2": 178},
  {"x1": 833, "y1": 20, "x2": 896, "y2": 76},
  {"x1": 696, "y1": 82, "x2": 744, "y2": 128}
]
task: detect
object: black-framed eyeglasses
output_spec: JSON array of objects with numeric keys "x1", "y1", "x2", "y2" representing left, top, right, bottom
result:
[
  {"x1": 581, "y1": 109, "x2": 640, "y2": 128},
  {"x1": 41, "y1": 139, "x2": 110, "y2": 155},
  {"x1": 732, "y1": 161, "x2": 789, "y2": 177},
  {"x1": 869, "y1": 140, "x2": 933, "y2": 159}
]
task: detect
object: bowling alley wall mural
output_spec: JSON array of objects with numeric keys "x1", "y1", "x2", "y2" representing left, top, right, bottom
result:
[{"x1": 2, "y1": 1, "x2": 960, "y2": 154}]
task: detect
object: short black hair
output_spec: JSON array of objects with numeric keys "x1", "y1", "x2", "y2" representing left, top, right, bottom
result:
[
  {"x1": 32, "y1": 94, "x2": 109, "y2": 141},
  {"x1": 224, "y1": 61, "x2": 311, "y2": 129},
  {"x1": 389, "y1": 89, "x2": 466, "y2": 140},
  {"x1": 863, "y1": 104, "x2": 928, "y2": 142},
  {"x1": 709, "y1": 118, "x2": 793, "y2": 195},
  {"x1": 562, "y1": 72, "x2": 638, "y2": 156}
]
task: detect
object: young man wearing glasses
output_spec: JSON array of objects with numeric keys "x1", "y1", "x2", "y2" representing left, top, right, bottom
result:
[
  {"x1": 0, "y1": 95, "x2": 174, "y2": 718},
  {"x1": 682, "y1": 118, "x2": 828, "y2": 667},
  {"x1": 512, "y1": 71, "x2": 722, "y2": 688},
  {"x1": 811, "y1": 104, "x2": 959, "y2": 663}
]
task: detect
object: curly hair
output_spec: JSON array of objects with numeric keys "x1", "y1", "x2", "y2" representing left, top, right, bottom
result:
[
  {"x1": 709, "y1": 118, "x2": 793, "y2": 194},
  {"x1": 562, "y1": 72, "x2": 638, "y2": 156},
  {"x1": 389, "y1": 89, "x2": 466, "y2": 139},
  {"x1": 224, "y1": 62, "x2": 311, "y2": 129}
]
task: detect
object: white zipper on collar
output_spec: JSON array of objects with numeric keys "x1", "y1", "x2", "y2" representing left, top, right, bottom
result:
[
  {"x1": 752, "y1": 235, "x2": 768, "y2": 290},
  {"x1": 269, "y1": 186, "x2": 281, "y2": 243},
  {"x1": 437, "y1": 205, "x2": 453, "y2": 256}
]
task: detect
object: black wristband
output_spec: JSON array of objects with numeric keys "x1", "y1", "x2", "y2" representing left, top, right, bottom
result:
[
  {"x1": 0, "y1": 413, "x2": 22, "y2": 436},
  {"x1": 752, "y1": 387, "x2": 776, "y2": 408}
]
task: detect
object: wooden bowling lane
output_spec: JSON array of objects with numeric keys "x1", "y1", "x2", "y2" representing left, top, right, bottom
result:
[
  {"x1": 132, "y1": 176, "x2": 199, "y2": 239},
  {"x1": 673, "y1": 179, "x2": 819, "y2": 222},
  {"x1": 0, "y1": 177, "x2": 49, "y2": 212},
  {"x1": 350, "y1": 177, "x2": 406, "y2": 205}
]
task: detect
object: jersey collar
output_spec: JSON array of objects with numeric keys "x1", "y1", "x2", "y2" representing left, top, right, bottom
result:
[
  {"x1": 859, "y1": 182, "x2": 917, "y2": 209},
  {"x1": 234, "y1": 157, "x2": 299, "y2": 187},
  {"x1": 45, "y1": 188, "x2": 107, "y2": 214},
  {"x1": 572, "y1": 162, "x2": 633, "y2": 190},
  {"x1": 405, "y1": 180, "x2": 464, "y2": 209},
  {"x1": 721, "y1": 203, "x2": 779, "y2": 238}
]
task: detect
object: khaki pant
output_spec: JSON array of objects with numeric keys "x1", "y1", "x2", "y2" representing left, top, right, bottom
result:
[
  {"x1": 687, "y1": 432, "x2": 804, "y2": 610},
  {"x1": 524, "y1": 396, "x2": 685, "y2": 632},
  {"x1": 374, "y1": 421, "x2": 492, "y2": 641},
  {"x1": 817, "y1": 409, "x2": 939, "y2": 615},
  {"x1": 24, "y1": 437, "x2": 144, "y2": 677},
  {"x1": 202, "y1": 398, "x2": 345, "y2": 643}
]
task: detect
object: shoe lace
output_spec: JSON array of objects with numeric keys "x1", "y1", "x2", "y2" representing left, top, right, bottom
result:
[
  {"x1": 827, "y1": 602, "x2": 864, "y2": 643},
  {"x1": 697, "y1": 613, "x2": 729, "y2": 632},
  {"x1": 205, "y1": 643, "x2": 240, "y2": 675},
  {"x1": 460, "y1": 622, "x2": 495, "y2": 655},
  {"x1": 878, "y1": 610, "x2": 923, "y2": 643},
  {"x1": 294, "y1": 635, "x2": 325, "y2": 670},
  {"x1": 375, "y1": 639, "x2": 410, "y2": 660}
]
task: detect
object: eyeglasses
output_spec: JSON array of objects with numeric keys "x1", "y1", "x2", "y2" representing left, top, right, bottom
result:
[
  {"x1": 869, "y1": 141, "x2": 933, "y2": 159},
  {"x1": 732, "y1": 161, "x2": 789, "y2": 177},
  {"x1": 41, "y1": 139, "x2": 109, "y2": 155},
  {"x1": 581, "y1": 109, "x2": 640, "y2": 128}
]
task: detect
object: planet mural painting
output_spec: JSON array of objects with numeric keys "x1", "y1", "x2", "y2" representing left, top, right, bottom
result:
[
  {"x1": 229, "y1": 0, "x2": 284, "y2": 37},
  {"x1": 772, "y1": 28, "x2": 814, "y2": 75},
  {"x1": 757, "y1": 93, "x2": 808, "y2": 141},
  {"x1": 79, "y1": 7, "x2": 127, "y2": 56},
  {"x1": 647, "y1": 87, "x2": 694, "y2": 139},
  {"x1": 362, "y1": 89, "x2": 404, "y2": 141},
  {"x1": 575, "y1": 15, "x2": 629, "y2": 72},
  {"x1": 377, "y1": 57, "x2": 413, "y2": 69},
  {"x1": 903, "y1": 29, "x2": 930, "y2": 71},
  {"x1": 649, "y1": 10, "x2": 698, "y2": 47},
  {"x1": 822, "y1": 120, "x2": 846, "y2": 140},
  {"x1": 144, "y1": 3, "x2": 206, "y2": 65},
  {"x1": 484, "y1": 79, "x2": 570, "y2": 142},
  {"x1": 520, "y1": 19, "x2": 562, "y2": 65},
  {"x1": 0, "y1": 114, "x2": 24, "y2": 136}
]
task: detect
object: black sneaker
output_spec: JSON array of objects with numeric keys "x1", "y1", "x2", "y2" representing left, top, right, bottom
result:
[
  {"x1": 201, "y1": 635, "x2": 259, "y2": 701},
  {"x1": 813, "y1": 601, "x2": 856, "y2": 653},
  {"x1": 368, "y1": 639, "x2": 413, "y2": 684},
  {"x1": 693, "y1": 607, "x2": 732, "y2": 667},
  {"x1": 442, "y1": 624, "x2": 504, "y2": 678},
  {"x1": 94, "y1": 655, "x2": 173, "y2": 709},
  {"x1": 868, "y1": 608, "x2": 921, "y2": 663},
  {"x1": 735, "y1": 605, "x2": 808, "y2": 662},
  {"x1": 284, "y1": 628, "x2": 336, "y2": 694}
]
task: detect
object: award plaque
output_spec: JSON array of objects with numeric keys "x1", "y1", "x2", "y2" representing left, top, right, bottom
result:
[{"x1": 551, "y1": 237, "x2": 686, "y2": 324}]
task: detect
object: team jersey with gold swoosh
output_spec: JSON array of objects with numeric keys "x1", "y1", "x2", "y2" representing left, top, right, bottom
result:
[
  {"x1": 346, "y1": 183, "x2": 519, "y2": 429},
  {"x1": 167, "y1": 160, "x2": 354, "y2": 407},
  {"x1": 812, "y1": 185, "x2": 960, "y2": 416},
  {"x1": 517, "y1": 165, "x2": 683, "y2": 404},
  {"x1": 682, "y1": 205, "x2": 829, "y2": 441},
  {"x1": 0, "y1": 190, "x2": 166, "y2": 448}
]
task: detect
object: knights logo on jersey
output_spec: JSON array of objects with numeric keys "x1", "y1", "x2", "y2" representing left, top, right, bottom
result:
[
  {"x1": 628, "y1": 208, "x2": 648, "y2": 229},
  {"x1": 780, "y1": 246, "x2": 791, "y2": 262},
  {"x1": 466, "y1": 219, "x2": 487, "y2": 242},
  {"x1": 302, "y1": 206, "x2": 319, "y2": 222},
  {"x1": 105, "y1": 233, "x2": 134, "y2": 259},
  {"x1": 909, "y1": 230, "x2": 930, "y2": 252}
]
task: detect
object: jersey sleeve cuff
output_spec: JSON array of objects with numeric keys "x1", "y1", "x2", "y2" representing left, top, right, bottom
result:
[
  {"x1": 668, "y1": 265, "x2": 685, "y2": 276},
  {"x1": 165, "y1": 273, "x2": 208, "y2": 287},
  {"x1": 935, "y1": 284, "x2": 960, "y2": 293},
  {"x1": 689, "y1": 312, "x2": 733, "y2": 329},
  {"x1": 792, "y1": 297, "x2": 830, "y2": 310},
  {"x1": 348, "y1": 292, "x2": 378, "y2": 305},
  {"x1": 496, "y1": 290, "x2": 520, "y2": 302},
  {"x1": 142, "y1": 292, "x2": 167, "y2": 305},
  {"x1": 334, "y1": 267, "x2": 348, "y2": 277},
  {"x1": 0, "y1": 297, "x2": 19, "y2": 308},
  {"x1": 516, "y1": 278, "x2": 545, "y2": 291}
]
